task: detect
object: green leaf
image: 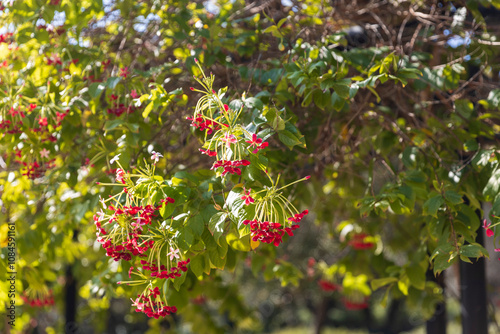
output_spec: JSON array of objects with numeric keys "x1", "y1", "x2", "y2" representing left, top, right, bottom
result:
[
  {"x1": 278, "y1": 123, "x2": 306, "y2": 150},
  {"x1": 331, "y1": 81, "x2": 350, "y2": 99},
  {"x1": 226, "y1": 231, "x2": 251, "y2": 251},
  {"x1": 160, "y1": 201, "x2": 176, "y2": 219},
  {"x1": 444, "y1": 190, "x2": 463, "y2": 205},
  {"x1": 142, "y1": 101, "x2": 155, "y2": 118},
  {"x1": 483, "y1": 169, "x2": 500, "y2": 201},
  {"x1": 463, "y1": 139, "x2": 478, "y2": 152},
  {"x1": 397, "y1": 275, "x2": 409, "y2": 296},
  {"x1": 243, "y1": 97, "x2": 264, "y2": 110},
  {"x1": 331, "y1": 92, "x2": 345, "y2": 111},
  {"x1": 455, "y1": 99, "x2": 474, "y2": 119},
  {"x1": 187, "y1": 215, "x2": 204, "y2": 237},
  {"x1": 402, "y1": 147, "x2": 418, "y2": 168},
  {"x1": 89, "y1": 82, "x2": 106, "y2": 99},
  {"x1": 278, "y1": 130, "x2": 303, "y2": 150},
  {"x1": 430, "y1": 243, "x2": 456, "y2": 275},
  {"x1": 104, "y1": 119, "x2": 124, "y2": 131},
  {"x1": 208, "y1": 212, "x2": 227, "y2": 245},
  {"x1": 190, "y1": 255, "x2": 204, "y2": 277},
  {"x1": 106, "y1": 76, "x2": 121, "y2": 89},
  {"x1": 371, "y1": 277, "x2": 397, "y2": 290},
  {"x1": 406, "y1": 264, "x2": 426, "y2": 290},
  {"x1": 423, "y1": 195, "x2": 444, "y2": 217},
  {"x1": 460, "y1": 243, "x2": 489, "y2": 259},
  {"x1": 313, "y1": 89, "x2": 330, "y2": 110},
  {"x1": 472, "y1": 149, "x2": 494, "y2": 169},
  {"x1": 208, "y1": 248, "x2": 226, "y2": 269},
  {"x1": 172, "y1": 270, "x2": 187, "y2": 291}
]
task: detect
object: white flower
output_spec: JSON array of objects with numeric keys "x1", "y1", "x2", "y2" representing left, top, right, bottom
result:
[
  {"x1": 96, "y1": 209, "x2": 105, "y2": 221},
  {"x1": 110, "y1": 154, "x2": 121, "y2": 164},
  {"x1": 99, "y1": 196, "x2": 107, "y2": 209},
  {"x1": 40, "y1": 148, "x2": 50, "y2": 159},
  {"x1": 167, "y1": 247, "x2": 180, "y2": 261},
  {"x1": 151, "y1": 151, "x2": 163, "y2": 164}
]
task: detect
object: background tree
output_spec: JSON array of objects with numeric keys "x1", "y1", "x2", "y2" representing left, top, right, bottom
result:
[{"x1": 1, "y1": 0, "x2": 500, "y2": 333}]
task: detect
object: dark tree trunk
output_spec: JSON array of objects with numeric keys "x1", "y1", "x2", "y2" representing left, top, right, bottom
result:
[
  {"x1": 426, "y1": 271, "x2": 446, "y2": 334},
  {"x1": 459, "y1": 228, "x2": 488, "y2": 334},
  {"x1": 313, "y1": 297, "x2": 329, "y2": 334},
  {"x1": 65, "y1": 230, "x2": 78, "y2": 334}
]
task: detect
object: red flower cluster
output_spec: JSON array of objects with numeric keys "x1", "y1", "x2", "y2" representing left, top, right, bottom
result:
[
  {"x1": 243, "y1": 210, "x2": 307, "y2": 246},
  {"x1": 94, "y1": 199, "x2": 175, "y2": 261},
  {"x1": 288, "y1": 210, "x2": 309, "y2": 223},
  {"x1": 0, "y1": 33, "x2": 13, "y2": 44},
  {"x1": 140, "y1": 259, "x2": 191, "y2": 279},
  {"x1": 56, "y1": 110, "x2": 68, "y2": 126},
  {"x1": 20, "y1": 160, "x2": 55, "y2": 179},
  {"x1": 342, "y1": 298, "x2": 369, "y2": 310},
  {"x1": 108, "y1": 204, "x2": 161, "y2": 227},
  {"x1": 0, "y1": 119, "x2": 23, "y2": 134},
  {"x1": 211, "y1": 159, "x2": 250, "y2": 176},
  {"x1": 100, "y1": 239, "x2": 153, "y2": 261},
  {"x1": 199, "y1": 148, "x2": 217, "y2": 157},
  {"x1": 348, "y1": 233, "x2": 375, "y2": 250},
  {"x1": 46, "y1": 54, "x2": 62, "y2": 66},
  {"x1": 187, "y1": 115, "x2": 222, "y2": 135},
  {"x1": 21, "y1": 292, "x2": 55, "y2": 307},
  {"x1": 131, "y1": 287, "x2": 177, "y2": 318},
  {"x1": 107, "y1": 102, "x2": 136, "y2": 116},
  {"x1": 318, "y1": 280, "x2": 339, "y2": 292},
  {"x1": 243, "y1": 220, "x2": 300, "y2": 247}
]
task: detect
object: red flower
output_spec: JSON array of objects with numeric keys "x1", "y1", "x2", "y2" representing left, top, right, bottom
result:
[
  {"x1": 187, "y1": 115, "x2": 221, "y2": 135},
  {"x1": 318, "y1": 280, "x2": 339, "y2": 292},
  {"x1": 348, "y1": 233, "x2": 375, "y2": 250},
  {"x1": 483, "y1": 219, "x2": 494, "y2": 237},
  {"x1": 119, "y1": 67, "x2": 130, "y2": 78},
  {"x1": 243, "y1": 219, "x2": 300, "y2": 247},
  {"x1": 342, "y1": 298, "x2": 369, "y2": 310},
  {"x1": 245, "y1": 134, "x2": 269, "y2": 153},
  {"x1": 288, "y1": 210, "x2": 309, "y2": 223},
  {"x1": 21, "y1": 291, "x2": 55, "y2": 307},
  {"x1": 241, "y1": 187, "x2": 254, "y2": 205},
  {"x1": 38, "y1": 117, "x2": 48, "y2": 127},
  {"x1": 211, "y1": 160, "x2": 250, "y2": 176},
  {"x1": 199, "y1": 148, "x2": 217, "y2": 157},
  {"x1": 46, "y1": 54, "x2": 62, "y2": 65},
  {"x1": 116, "y1": 169, "x2": 126, "y2": 184}
]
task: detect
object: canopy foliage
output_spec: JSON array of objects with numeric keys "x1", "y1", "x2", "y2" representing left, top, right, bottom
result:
[{"x1": 1, "y1": 0, "x2": 500, "y2": 332}]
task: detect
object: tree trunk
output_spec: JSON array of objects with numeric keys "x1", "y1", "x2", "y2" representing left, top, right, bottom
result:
[
  {"x1": 426, "y1": 271, "x2": 446, "y2": 334},
  {"x1": 459, "y1": 228, "x2": 488, "y2": 334}
]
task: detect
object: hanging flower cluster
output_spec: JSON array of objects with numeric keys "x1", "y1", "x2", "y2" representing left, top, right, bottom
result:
[
  {"x1": 348, "y1": 233, "x2": 375, "y2": 250},
  {"x1": 129, "y1": 286, "x2": 177, "y2": 319},
  {"x1": 21, "y1": 289, "x2": 55, "y2": 308},
  {"x1": 189, "y1": 61, "x2": 310, "y2": 247},
  {"x1": 92, "y1": 62, "x2": 309, "y2": 318},
  {"x1": 93, "y1": 158, "x2": 186, "y2": 317},
  {"x1": 188, "y1": 60, "x2": 272, "y2": 178}
]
